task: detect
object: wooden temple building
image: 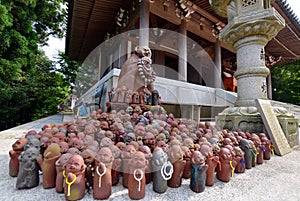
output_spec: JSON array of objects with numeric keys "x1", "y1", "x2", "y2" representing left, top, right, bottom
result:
[{"x1": 66, "y1": 0, "x2": 300, "y2": 120}]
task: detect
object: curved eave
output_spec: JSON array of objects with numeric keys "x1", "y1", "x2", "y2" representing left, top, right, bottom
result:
[{"x1": 66, "y1": 0, "x2": 300, "y2": 64}]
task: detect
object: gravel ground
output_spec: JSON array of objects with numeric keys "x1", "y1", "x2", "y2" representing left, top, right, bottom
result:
[{"x1": 1, "y1": 115, "x2": 300, "y2": 201}]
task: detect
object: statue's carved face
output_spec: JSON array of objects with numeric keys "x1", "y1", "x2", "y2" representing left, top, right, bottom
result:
[
  {"x1": 65, "y1": 154, "x2": 85, "y2": 174},
  {"x1": 67, "y1": 133, "x2": 77, "y2": 141},
  {"x1": 97, "y1": 147, "x2": 113, "y2": 164},
  {"x1": 192, "y1": 151, "x2": 205, "y2": 165},
  {"x1": 144, "y1": 133, "x2": 156, "y2": 146},
  {"x1": 12, "y1": 138, "x2": 28, "y2": 151},
  {"x1": 59, "y1": 142, "x2": 69, "y2": 153},
  {"x1": 251, "y1": 134, "x2": 261, "y2": 146},
  {"x1": 168, "y1": 145, "x2": 183, "y2": 163},
  {"x1": 67, "y1": 125, "x2": 77, "y2": 133},
  {"x1": 219, "y1": 147, "x2": 232, "y2": 161},
  {"x1": 182, "y1": 146, "x2": 192, "y2": 158},
  {"x1": 234, "y1": 146, "x2": 244, "y2": 157},
  {"x1": 100, "y1": 137, "x2": 113, "y2": 147},
  {"x1": 84, "y1": 124, "x2": 96, "y2": 135},
  {"x1": 124, "y1": 133, "x2": 135, "y2": 143},
  {"x1": 130, "y1": 151, "x2": 147, "y2": 169},
  {"x1": 182, "y1": 138, "x2": 194, "y2": 150},
  {"x1": 24, "y1": 138, "x2": 40, "y2": 151},
  {"x1": 49, "y1": 137, "x2": 60, "y2": 144},
  {"x1": 54, "y1": 132, "x2": 66, "y2": 142},
  {"x1": 56, "y1": 153, "x2": 72, "y2": 167},
  {"x1": 136, "y1": 46, "x2": 152, "y2": 58},
  {"x1": 83, "y1": 135, "x2": 93, "y2": 146},
  {"x1": 156, "y1": 141, "x2": 168, "y2": 152},
  {"x1": 116, "y1": 142, "x2": 126, "y2": 151},
  {"x1": 122, "y1": 145, "x2": 136, "y2": 159},
  {"x1": 40, "y1": 137, "x2": 49, "y2": 148},
  {"x1": 81, "y1": 149, "x2": 96, "y2": 165},
  {"x1": 110, "y1": 145, "x2": 121, "y2": 159},
  {"x1": 69, "y1": 138, "x2": 84, "y2": 150},
  {"x1": 224, "y1": 145, "x2": 236, "y2": 158},
  {"x1": 199, "y1": 144, "x2": 213, "y2": 158},
  {"x1": 152, "y1": 148, "x2": 167, "y2": 167},
  {"x1": 20, "y1": 147, "x2": 39, "y2": 162},
  {"x1": 139, "y1": 145, "x2": 152, "y2": 159}
]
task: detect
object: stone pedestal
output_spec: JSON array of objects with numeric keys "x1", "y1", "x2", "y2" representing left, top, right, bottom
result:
[{"x1": 216, "y1": 106, "x2": 299, "y2": 148}]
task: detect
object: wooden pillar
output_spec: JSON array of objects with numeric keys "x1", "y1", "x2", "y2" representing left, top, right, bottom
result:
[
  {"x1": 178, "y1": 19, "x2": 187, "y2": 81},
  {"x1": 139, "y1": 0, "x2": 150, "y2": 47},
  {"x1": 214, "y1": 39, "x2": 222, "y2": 88}
]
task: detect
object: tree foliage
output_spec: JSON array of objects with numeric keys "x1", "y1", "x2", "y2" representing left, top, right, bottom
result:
[
  {"x1": 271, "y1": 59, "x2": 300, "y2": 105},
  {"x1": 0, "y1": 0, "x2": 68, "y2": 131}
]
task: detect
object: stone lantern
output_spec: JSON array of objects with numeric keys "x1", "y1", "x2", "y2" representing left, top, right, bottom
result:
[{"x1": 210, "y1": 0, "x2": 299, "y2": 148}]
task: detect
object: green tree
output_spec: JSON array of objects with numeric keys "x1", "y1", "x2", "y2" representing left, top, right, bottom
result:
[
  {"x1": 0, "y1": 0, "x2": 68, "y2": 131},
  {"x1": 271, "y1": 59, "x2": 300, "y2": 105}
]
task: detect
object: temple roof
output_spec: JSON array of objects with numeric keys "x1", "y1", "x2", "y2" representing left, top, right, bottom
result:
[{"x1": 66, "y1": 0, "x2": 300, "y2": 65}]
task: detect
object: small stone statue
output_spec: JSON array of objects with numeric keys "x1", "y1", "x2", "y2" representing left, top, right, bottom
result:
[
  {"x1": 139, "y1": 145, "x2": 153, "y2": 184},
  {"x1": 190, "y1": 151, "x2": 208, "y2": 193},
  {"x1": 181, "y1": 146, "x2": 192, "y2": 179},
  {"x1": 259, "y1": 134, "x2": 274, "y2": 160},
  {"x1": 152, "y1": 89, "x2": 160, "y2": 105},
  {"x1": 55, "y1": 153, "x2": 72, "y2": 193},
  {"x1": 63, "y1": 154, "x2": 86, "y2": 201},
  {"x1": 121, "y1": 144, "x2": 137, "y2": 188},
  {"x1": 240, "y1": 139, "x2": 253, "y2": 169},
  {"x1": 167, "y1": 145, "x2": 186, "y2": 188},
  {"x1": 234, "y1": 146, "x2": 246, "y2": 173},
  {"x1": 16, "y1": 147, "x2": 40, "y2": 189},
  {"x1": 81, "y1": 149, "x2": 96, "y2": 193},
  {"x1": 9, "y1": 138, "x2": 28, "y2": 177},
  {"x1": 37, "y1": 143, "x2": 61, "y2": 189},
  {"x1": 216, "y1": 147, "x2": 236, "y2": 182},
  {"x1": 128, "y1": 151, "x2": 148, "y2": 200},
  {"x1": 151, "y1": 147, "x2": 173, "y2": 194},
  {"x1": 110, "y1": 145, "x2": 122, "y2": 186},
  {"x1": 251, "y1": 134, "x2": 264, "y2": 164},
  {"x1": 199, "y1": 143, "x2": 220, "y2": 186},
  {"x1": 93, "y1": 147, "x2": 114, "y2": 200}
]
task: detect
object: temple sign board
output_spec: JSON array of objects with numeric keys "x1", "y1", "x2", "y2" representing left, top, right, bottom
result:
[{"x1": 255, "y1": 99, "x2": 291, "y2": 156}]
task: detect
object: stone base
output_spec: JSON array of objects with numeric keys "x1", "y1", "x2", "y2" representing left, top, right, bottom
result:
[
  {"x1": 216, "y1": 109, "x2": 299, "y2": 148},
  {"x1": 216, "y1": 114, "x2": 264, "y2": 134},
  {"x1": 278, "y1": 117, "x2": 299, "y2": 148}
]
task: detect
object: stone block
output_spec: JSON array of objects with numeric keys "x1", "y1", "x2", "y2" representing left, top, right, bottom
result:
[{"x1": 278, "y1": 117, "x2": 299, "y2": 148}]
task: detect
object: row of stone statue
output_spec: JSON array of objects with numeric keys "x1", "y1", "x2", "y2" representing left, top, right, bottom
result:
[
  {"x1": 108, "y1": 85, "x2": 160, "y2": 106},
  {"x1": 9, "y1": 108, "x2": 274, "y2": 200}
]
